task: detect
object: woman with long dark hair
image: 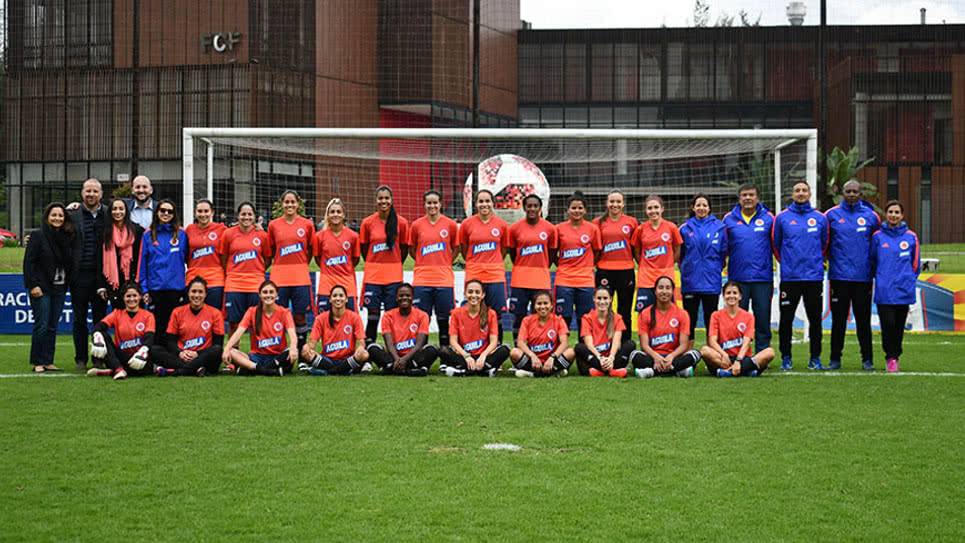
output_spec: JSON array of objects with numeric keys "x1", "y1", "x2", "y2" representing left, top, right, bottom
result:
[
  {"x1": 509, "y1": 290, "x2": 574, "y2": 378},
  {"x1": 628, "y1": 276, "x2": 701, "y2": 378},
  {"x1": 314, "y1": 198, "x2": 360, "y2": 312},
  {"x1": 574, "y1": 287, "x2": 635, "y2": 378},
  {"x1": 456, "y1": 189, "x2": 511, "y2": 341},
  {"x1": 871, "y1": 200, "x2": 920, "y2": 373},
  {"x1": 137, "y1": 198, "x2": 188, "y2": 343},
  {"x1": 631, "y1": 194, "x2": 682, "y2": 313},
  {"x1": 409, "y1": 189, "x2": 459, "y2": 347},
  {"x1": 267, "y1": 190, "x2": 315, "y2": 345},
  {"x1": 679, "y1": 193, "x2": 727, "y2": 348},
  {"x1": 185, "y1": 199, "x2": 226, "y2": 309},
  {"x1": 88, "y1": 283, "x2": 155, "y2": 380},
  {"x1": 300, "y1": 285, "x2": 368, "y2": 375},
  {"x1": 555, "y1": 191, "x2": 601, "y2": 327},
  {"x1": 359, "y1": 185, "x2": 409, "y2": 343},
  {"x1": 98, "y1": 197, "x2": 143, "y2": 310},
  {"x1": 219, "y1": 201, "x2": 270, "y2": 336},
  {"x1": 24, "y1": 202, "x2": 74, "y2": 372},
  {"x1": 149, "y1": 277, "x2": 224, "y2": 377},
  {"x1": 439, "y1": 279, "x2": 509, "y2": 377},
  {"x1": 700, "y1": 281, "x2": 775, "y2": 378},
  {"x1": 593, "y1": 189, "x2": 638, "y2": 329},
  {"x1": 222, "y1": 280, "x2": 298, "y2": 376}
]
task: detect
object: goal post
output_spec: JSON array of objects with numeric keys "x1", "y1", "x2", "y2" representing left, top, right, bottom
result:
[{"x1": 181, "y1": 127, "x2": 818, "y2": 227}]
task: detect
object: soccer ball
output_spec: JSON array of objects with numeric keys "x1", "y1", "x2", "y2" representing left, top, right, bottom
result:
[{"x1": 464, "y1": 154, "x2": 550, "y2": 222}]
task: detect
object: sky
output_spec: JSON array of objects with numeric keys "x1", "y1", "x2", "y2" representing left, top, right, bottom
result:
[{"x1": 520, "y1": 0, "x2": 965, "y2": 28}]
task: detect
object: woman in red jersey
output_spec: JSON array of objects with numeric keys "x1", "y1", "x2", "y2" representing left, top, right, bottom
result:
[
  {"x1": 409, "y1": 190, "x2": 459, "y2": 347},
  {"x1": 574, "y1": 287, "x2": 636, "y2": 378},
  {"x1": 439, "y1": 279, "x2": 509, "y2": 377},
  {"x1": 300, "y1": 284, "x2": 368, "y2": 375},
  {"x1": 628, "y1": 276, "x2": 701, "y2": 379},
  {"x1": 631, "y1": 194, "x2": 682, "y2": 313},
  {"x1": 367, "y1": 283, "x2": 437, "y2": 376},
  {"x1": 456, "y1": 189, "x2": 510, "y2": 341},
  {"x1": 314, "y1": 198, "x2": 360, "y2": 312},
  {"x1": 97, "y1": 198, "x2": 144, "y2": 310},
  {"x1": 359, "y1": 185, "x2": 409, "y2": 343},
  {"x1": 267, "y1": 190, "x2": 315, "y2": 342},
  {"x1": 509, "y1": 290, "x2": 574, "y2": 378},
  {"x1": 593, "y1": 189, "x2": 638, "y2": 329},
  {"x1": 88, "y1": 282, "x2": 154, "y2": 380},
  {"x1": 222, "y1": 280, "x2": 298, "y2": 376},
  {"x1": 507, "y1": 194, "x2": 558, "y2": 340},
  {"x1": 149, "y1": 277, "x2": 224, "y2": 377},
  {"x1": 554, "y1": 191, "x2": 601, "y2": 328},
  {"x1": 701, "y1": 281, "x2": 775, "y2": 378},
  {"x1": 219, "y1": 201, "x2": 269, "y2": 335},
  {"x1": 184, "y1": 199, "x2": 226, "y2": 309}
]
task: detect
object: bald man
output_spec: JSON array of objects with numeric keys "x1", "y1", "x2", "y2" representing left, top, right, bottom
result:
[
  {"x1": 126, "y1": 175, "x2": 156, "y2": 229},
  {"x1": 68, "y1": 178, "x2": 110, "y2": 371},
  {"x1": 824, "y1": 179, "x2": 880, "y2": 371}
]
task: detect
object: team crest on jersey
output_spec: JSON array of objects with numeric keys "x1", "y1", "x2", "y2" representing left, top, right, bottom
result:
[
  {"x1": 252, "y1": 237, "x2": 262, "y2": 247},
  {"x1": 547, "y1": 329, "x2": 557, "y2": 339},
  {"x1": 297, "y1": 228, "x2": 306, "y2": 238},
  {"x1": 669, "y1": 318, "x2": 679, "y2": 327},
  {"x1": 807, "y1": 218, "x2": 817, "y2": 227},
  {"x1": 622, "y1": 225, "x2": 631, "y2": 235},
  {"x1": 273, "y1": 322, "x2": 284, "y2": 332},
  {"x1": 539, "y1": 231, "x2": 548, "y2": 241},
  {"x1": 343, "y1": 324, "x2": 353, "y2": 334},
  {"x1": 208, "y1": 231, "x2": 218, "y2": 241},
  {"x1": 440, "y1": 229, "x2": 449, "y2": 239},
  {"x1": 899, "y1": 241, "x2": 909, "y2": 250},
  {"x1": 135, "y1": 322, "x2": 146, "y2": 332},
  {"x1": 661, "y1": 232, "x2": 670, "y2": 242},
  {"x1": 580, "y1": 234, "x2": 590, "y2": 244},
  {"x1": 737, "y1": 322, "x2": 747, "y2": 333},
  {"x1": 409, "y1": 323, "x2": 419, "y2": 334},
  {"x1": 342, "y1": 240, "x2": 351, "y2": 251},
  {"x1": 857, "y1": 217, "x2": 867, "y2": 226},
  {"x1": 201, "y1": 320, "x2": 211, "y2": 331},
  {"x1": 491, "y1": 228, "x2": 500, "y2": 237},
  {"x1": 755, "y1": 219, "x2": 764, "y2": 226}
]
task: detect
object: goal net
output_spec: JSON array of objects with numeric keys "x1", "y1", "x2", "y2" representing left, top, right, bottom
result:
[{"x1": 182, "y1": 128, "x2": 817, "y2": 230}]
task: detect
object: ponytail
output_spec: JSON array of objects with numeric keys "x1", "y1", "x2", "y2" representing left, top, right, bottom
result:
[
  {"x1": 466, "y1": 279, "x2": 489, "y2": 330},
  {"x1": 377, "y1": 185, "x2": 398, "y2": 248}
]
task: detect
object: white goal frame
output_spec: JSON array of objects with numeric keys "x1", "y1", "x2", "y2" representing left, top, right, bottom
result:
[{"x1": 181, "y1": 127, "x2": 818, "y2": 226}]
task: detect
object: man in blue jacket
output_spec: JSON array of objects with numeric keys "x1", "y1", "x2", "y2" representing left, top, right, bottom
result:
[
  {"x1": 723, "y1": 184, "x2": 774, "y2": 350},
  {"x1": 825, "y1": 180, "x2": 880, "y2": 371},
  {"x1": 772, "y1": 181, "x2": 829, "y2": 371}
]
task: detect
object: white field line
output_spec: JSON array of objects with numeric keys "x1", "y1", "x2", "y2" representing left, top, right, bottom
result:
[
  {"x1": 0, "y1": 373, "x2": 80, "y2": 379},
  {"x1": 775, "y1": 371, "x2": 965, "y2": 377}
]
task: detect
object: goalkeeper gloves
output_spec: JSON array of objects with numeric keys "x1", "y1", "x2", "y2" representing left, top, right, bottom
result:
[
  {"x1": 128, "y1": 346, "x2": 150, "y2": 370},
  {"x1": 91, "y1": 332, "x2": 108, "y2": 359}
]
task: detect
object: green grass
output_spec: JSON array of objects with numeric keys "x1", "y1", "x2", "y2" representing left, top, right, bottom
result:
[{"x1": 2, "y1": 331, "x2": 964, "y2": 540}]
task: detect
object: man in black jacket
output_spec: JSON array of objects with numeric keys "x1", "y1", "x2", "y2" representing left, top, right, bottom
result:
[{"x1": 69, "y1": 178, "x2": 110, "y2": 371}]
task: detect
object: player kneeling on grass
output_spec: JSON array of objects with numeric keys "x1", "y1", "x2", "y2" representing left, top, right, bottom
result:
[
  {"x1": 222, "y1": 280, "x2": 298, "y2": 376},
  {"x1": 439, "y1": 279, "x2": 509, "y2": 377},
  {"x1": 149, "y1": 277, "x2": 224, "y2": 377},
  {"x1": 509, "y1": 290, "x2": 574, "y2": 378},
  {"x1": 574, "y1": 287, "x2": 635, "y2": 378},
  {"x1": 88, "y1": 282, "x2": 155, "y2": 380},
  {"x1": 367, "y1": 283, "x2": 438, "y2": 376},
  {"x1": 700, "y1": 281, "x2": 775, "y2": 378},
  {"x1": 628, "y1": 276, "x2": 701, "y2": 378},
  {"x1": 300, "y1": 285, "x2": 368, "y2": 375}
]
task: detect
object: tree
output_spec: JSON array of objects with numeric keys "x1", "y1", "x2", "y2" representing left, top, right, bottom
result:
[
  {"x1": 739, "y1": 10, "x2": 762, "y2": 27},
  {"x1": 692, "y1": 0, "x2": 710, "y2": 27},
  {"x1": 824, "y1": 146, "x2": 878, "y2": 207}
]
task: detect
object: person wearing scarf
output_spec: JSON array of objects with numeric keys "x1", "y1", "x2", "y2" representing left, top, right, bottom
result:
[{"x1": 99, "y1": 198, "x2": 143, "y2": 310}]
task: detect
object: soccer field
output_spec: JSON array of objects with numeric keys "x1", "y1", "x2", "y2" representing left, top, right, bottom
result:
[{"x1": 2, "y1": 332, "x2": 963, "y2": 541}]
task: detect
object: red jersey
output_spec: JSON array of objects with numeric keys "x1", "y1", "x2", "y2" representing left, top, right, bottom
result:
[
  {"x1": 310, "y1": 310, "x2": 365, "y2": 360},
  {"x1": 267, "y1": 216, "x2": 314, "y2": 287},
  {"x1": 409, "y1": 215, "x2": 458, "y2": 287},
  {"x1": 594, "y1": 214, "x2": 638, "y2": 271},
  {"x1": 449, "y1": 305, "x2": 498, "y2": 356},
  {"x1": 508, "y1": 218, "x2": 558, "y2": 289},
  {"x1": 380, "y1": 307, "x2": 430, "y2": 357},
  {"x1": 457, "y1": 215, "x2": 510, "y2": 284},
  {"x1": 360, "y1": 212, "x2": 409, "y2": 285},
  {"x1": 579, "y1": 311, "x2": 627, "y2": 354},
  {"x1": 314, "y1": 227, "x2": 360, "y2": 298},
  {"x1": 101, "y1": 309, "x2": 156, "y2": 355},
  {"x1": 167, "y1": 304, "x2": 225, "y2": 351},
  {"x1": 218, "y1": 226, "x2": 269, "y2": 293},
  {"x1": 519, "y1": 313, "x2": 568, "y2": 361},
  {"x1": 631, "y1": 219, "x2": 683, "y2": 288},
  {"x1": 185, "y1": 222, "x2": 226, "y2": 287},
  {"x1": 555, "y1": 220, "x2": 601, "y2": 287},
  {"x1": 240, "y1": 305, "x2": 295, "y2": 355},
  {"x1": 708, "y1": 308, "x2": 755, "y2": 357},
  {"x1": 637, "y1": 304, "x2": 690, "y2": 355}
]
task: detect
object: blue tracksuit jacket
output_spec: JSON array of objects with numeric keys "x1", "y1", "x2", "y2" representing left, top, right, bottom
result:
[{"x1": 771, "y1": 201, "x2": 829, "y2": 282}]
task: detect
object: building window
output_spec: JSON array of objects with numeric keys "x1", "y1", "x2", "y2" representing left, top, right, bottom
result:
[
  {"x1": 17, "y1": 0, "x2": 112, "y2": 68},
  {"x1": 639, "y1": 47, "x2": 661, "y2": 101}
]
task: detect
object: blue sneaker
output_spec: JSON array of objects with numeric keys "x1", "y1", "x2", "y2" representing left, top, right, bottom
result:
[
  {"x1": 828, "y1": 359, "x2": 841, "y2": 371},
  {"x1": 716, "y1": 368, "x2": 733, "y2": 378},
  {"x1": 781, "y1": 356, "x2": 793, "y2": 371},
  {"x1": 807, "y1": 358, "x2": 825, "y2": 371},
  {"x1": 862, "y1": 360, "x2": 874, "y2": 371}
]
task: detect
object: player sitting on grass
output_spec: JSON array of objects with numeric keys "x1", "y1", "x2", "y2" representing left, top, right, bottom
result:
[
  {"x1": 367, "y1": 283, "x2": 438, "y2": 376},
  {"x1": 439, "y1": 279, "x2": 509, "y2": 377},
  {"x1": 509, "y1": 290, "x2": 574, "y2": 378},
  {"x1": 700, "y1": 281, "x2": 775, "y2": 377},
  {"x1": 300, "y1": 285, "x2": 368, "y2": 376},
  {"x1": 88, "y1": 282, "x2": 154, "y2": 380},
  {"x1": 574, "y1": 286, "x2": 635, "y2": 378},
  {"x1": 149, "y1": 277, "x2": 224, "y2": 377},
  {"x1": 628, "y1": 275, "x2": 701, "y2": 378},
  {"x1": 222, "y1": 280, "x2": 298, "y2": 376}
]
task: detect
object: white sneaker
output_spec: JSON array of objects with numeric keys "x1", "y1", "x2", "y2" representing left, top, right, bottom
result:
[
  {"x1": 635, "y1": 368, "x2": 655, "y2": 379},
  {"x1": 360, "y1": 362, "x2": 373, "y2": 374},
  {"x1": 676, "y1": 367, "x2": 694, "y2": 378},
  {"x1": 514, "y1": 369, "x2": 534, "y2": 378},
  {"x1": 443, "y1": 366, "x2": 466, "y2": 377},
  {"x1": 553, "y1": 369, "x2": 568, "y2": 378},
  {"x1": 112, "y1": 369, "x2": 128, "y2": 381},
  {"x1": 486, "y1": 367, "x2": 498, "y2": 378},
  {"x1": 86, "y1": 368, "x2": 111, "y2": 377}
]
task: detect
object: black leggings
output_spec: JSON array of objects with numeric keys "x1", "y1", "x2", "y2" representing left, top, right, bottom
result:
[
  {"x1": 92, "y1": 338, "x2": 154, "y2": 376},
  {"x1": 595, "y1": 268, "x2": 635, "y2": 333},
  {"x1": 778, "y1": 281, "x2": 823, "y2": 360},
  {"x1": 829, "y1": 280, "x2": 873, "y2": 362},
  {"x1": 149, "y1": 345, "x2": 222, "y2": 376},
  {"x1": 574, "y1": 340, "x2": 636, "y2": 375},
  {"x1": 367, "y1": 344, "x2": 439, "y2": 374},
  {"x1": 682, "y1": 293, "x2": 719, "y2": 337},
  {"x1": 629, "y1": 349, "x2": 702, "y2": 374},
  {"x1": 439, "y1": 344, "x2": 510, "y2": 375},
  {"x1": 877, "y1": 304, "x2": 910, "y2": 360},
  {"x1": 512, "y1": 351, "x2": 573, "y2": 374},
  {"x1": 149, "y1": 290, "x2": 183, "y2": 343}
]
